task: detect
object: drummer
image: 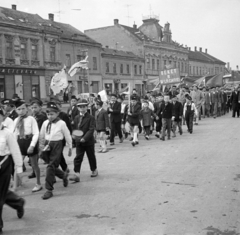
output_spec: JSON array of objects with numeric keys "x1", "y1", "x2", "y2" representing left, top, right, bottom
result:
[{"x1": 0, "y1": 109, "x2": 25, "y2": 234}]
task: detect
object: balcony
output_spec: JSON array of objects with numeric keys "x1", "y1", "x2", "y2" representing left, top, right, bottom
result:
[
  {"x1": 20, "y1": 59, "x2": 30, "y2": 66},
  {"x1": 44, "y1": 61, "x2": 62, "y2": 68},
  {"x1": 5, "y1": 58, "x2": 15, "y2": 65}
]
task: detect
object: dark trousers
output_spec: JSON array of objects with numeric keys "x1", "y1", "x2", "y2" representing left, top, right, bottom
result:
[
  {"x1": 232, "y1": 103, "x2": 239, "y2": 117},
  {"x1": 162, "y1": 118, "x2": 171, "y2": 138},
  {"x1": 155, "y1": 118, "x2": 162, "y2": 132},
  {"x1": 185, "y1": 111, "x2": 194, "y2": 132},
  {"x1": 74, "y1": 143, "x2": 97, "y2": 173},
  {"x1": 0, "y1": 156, "x2": 23, "y2": 230},
  {"x1": 110, "y1": 121, "x2": 122, "y2": 143},
  {"x1": 144, "y1": 126, "x2": 150, "y2": 136},
  {"x1": 45, "y1": 141, "x2": 65, "y2": 191},
  {"x1": 59, "y1": 153, "x2": 68, "y2": 172}
]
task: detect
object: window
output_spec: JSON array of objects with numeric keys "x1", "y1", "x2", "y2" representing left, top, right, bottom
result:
[
  {"x1": 157, "y1": 59, "x2": 160, "y2": 70},
  {"x1": 120, "y1": 64, "x2": 123, "y2": 74},
  {"x1": 193, "y1": 66, "x2": 195, "y2": 75},
  {"x1": 93, "y1": 57, "x2": 97, "y2": 70},
  {"x1": 164, "y1": 60, "x2": 167, "y2": 69},
  {"x1": 113, "y1": 63, "x2": 117, "y2": 73},
  {"x1": 185, "y1": 63, "x2": 188, "y2": 73},
  {"x1": 139, "y1": 65, "x2": 142, "y2": 75},
  {"x1": 106, "y1": 62, "x2": 109, "y2": 73},
  {"x1": 77, "y1": 55, "x2": 85, "y2": 61},
  {"x1": 152, "y1": 59, "x2": 155, "y2": 70},
  {"x1": 181, "y1": 62, "x2": 184, "y2": 72},
  {"x1": 31, "y1": 45, "x2": 38, "y2": 60},
  {"x1": 178, "y1": 61, "x2": 180, "y2": 68},
  {"x1": 147, "y1": 58, "x2": 150, "y2": 69},
  {"x1": 50, "y1": 46, "x2": 55, "y2": 62},
  {"x1": 174, "y1": 61, "x2": 177, "y2": 68},
  {"x1": 189, "y1": 66, "x2": 191, "y2": 74},
  {"x1": 134, "y1": 65, "x2": 137, "y2": 74},
  {"x1": 65, "y1": 54, "x2": 71, "y2": 67},
  {"x1": 196, "y1": 67, "x2": 198, "y2": 75},
  {"x1": 127, "y1": 64, "x2": 130, "y2": 74},
  {"x1": 6, "y1": 41, "x2": 13, "y2": 58},
  {"x1": 20, "y1": 43, "x2": 27, "y2": 60}
]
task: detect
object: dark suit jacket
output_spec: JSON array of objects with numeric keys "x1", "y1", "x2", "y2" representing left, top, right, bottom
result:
[
  {"x1": 127, "y1": 103, "x2": 141, "y2": 126},
  {"x1": 58, "y1": 111, "x2": 72, "y2": 134},
  {"x1": 108, "y1": 101, "x2": 121, "y2": 123},
  {"x1": 211, "y1": 92, "x2": 218, "y2": 104},
  {"x1": 34, "y1": 111, "x2": 47, "y2": 130},
  {"x1": 160, "y1": 102, "x2": 172, "y2": 119},
  {"x1": 205, "y1": 92, "x2": 211, "y2": 105},
  {"x1": 73, "y1": 112, "x2": 95, "y2": 146},
  {"x1": 67, "y1": 105, "x2": 79, "y2": 121},
  {"x1": 172, "y1": 101, "x2": 183, "y2": 121},
  {"x1": 231, "y1": 91, "x2": 239, "y2": 104},
  {"x1": 95, "y1": 109, "x2": 110, "y2": 131},
  {"x1": 217, "y1": 91, "x2": 222, "y2": 104},
  {"x1": 8, "y1": 110, "x2": 18, "y2": 120},
  {"x1": 154, "y1": 101, "x2": 164, "y2": 117},
  {"x1": 222, "y1": 92, "x2": 227, "y2": 103}
]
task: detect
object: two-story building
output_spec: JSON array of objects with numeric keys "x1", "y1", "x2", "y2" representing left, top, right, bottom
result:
[
  {"x1": 101, "y1": 48, "x2": 144, "y2": 95},
  {"x1": 0, "y1": 4, "x2": 102, "y2": 101}
]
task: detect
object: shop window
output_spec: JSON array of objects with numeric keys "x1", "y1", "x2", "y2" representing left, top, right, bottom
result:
[
  {"x1": 127, "y1": 64, "x2": 130, "y2": 74},
  {"x1": 120, "y1": 64, "x2": 123, "y2": 74}
]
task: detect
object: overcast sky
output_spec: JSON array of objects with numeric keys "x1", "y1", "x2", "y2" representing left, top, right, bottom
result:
[{"x1": 1, "y1": 0, "x2": 239, "y2": 70}]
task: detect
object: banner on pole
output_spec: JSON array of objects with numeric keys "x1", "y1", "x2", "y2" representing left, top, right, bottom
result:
[{"x1": 159, "y1": 68, "x2": 180, "y2": 85}]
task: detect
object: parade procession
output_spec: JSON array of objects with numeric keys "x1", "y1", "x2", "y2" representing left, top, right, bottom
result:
[{"x1": 0, "y1": 1, "x2": 240, "y2": 235}]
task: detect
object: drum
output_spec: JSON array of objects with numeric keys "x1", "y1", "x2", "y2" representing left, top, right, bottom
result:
[{"x1": 72, "y1": 130, "x2": 84, "y2": 140}]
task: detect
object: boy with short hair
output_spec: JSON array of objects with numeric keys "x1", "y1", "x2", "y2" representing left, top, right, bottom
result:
[
  {"x1": 13, "y1": 99, "x2": 42, "y2": 192},
  {"x1": 1, "y1": 99, "x2": 18, "y2": 120},
  {"x1": 183, "y1": 94, "x2": 198, "y2": 134},
  {"x1": 39, "y1": 102, "x2": 72, "y2": 200}
]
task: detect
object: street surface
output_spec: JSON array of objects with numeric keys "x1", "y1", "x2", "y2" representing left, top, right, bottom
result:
[{"x1": 3, "y1": 112, "x2": 240, "y2": 235}]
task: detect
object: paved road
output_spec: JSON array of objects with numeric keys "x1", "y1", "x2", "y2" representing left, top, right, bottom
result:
[{"x1": 3, "y1": 113, "x2": 240, "y2": 235}]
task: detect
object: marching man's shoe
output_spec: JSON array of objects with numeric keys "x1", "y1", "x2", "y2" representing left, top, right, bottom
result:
[
  {"x1": 119, "y1": 137, "x2": 124, "y2": 143},
  {"x1": 69, "y1": 174, "x2": 80, "y2": 182},
  {"x1": 17, "y1": 198, "x2": 25, "y2": 218},
  {"x1": 131, "y1": 141, "x2": 135, "y2": 147},
  {"x1": 42, "y1": 191, "x2": 53, "y2": 200},
  {"x1": 32, "y1": 184, "x2": 42, "y2": 192},
  {"x1": 97, "y1": 149, "x2": 103, "y2": 153},
  {"x1": 91, "y1": 170, "x2": 98, "y2": 177}
]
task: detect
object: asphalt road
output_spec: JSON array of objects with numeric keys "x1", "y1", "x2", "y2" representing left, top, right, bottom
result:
[{"x1": 3, "y1": 112, "x2": 240, "y2": 235}]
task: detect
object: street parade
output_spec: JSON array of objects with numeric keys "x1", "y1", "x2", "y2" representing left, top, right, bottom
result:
[{"x1": 0, "y1": 1, "x2": 239, "y2": 234}]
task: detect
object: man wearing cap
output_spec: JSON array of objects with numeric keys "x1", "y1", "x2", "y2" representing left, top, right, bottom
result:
[
  {"x1": 231, "y1": 87, "x2": 239, "y2": 118},
  {"x1": 70, "y1": 99, "x2": 98, "y2": 182},
  {"x1": 1, "y1": 99, "x2": 18, "y2": 120},
  {"x1": 183, "y1": 94, "x2": 198, "y2": 134},
  {"x1": 95, "y1": 100, "x2": 110, "y2": 153},
  {"x1": 154, "y1": 94, "x2": 164, "y2": 138},
  {"x1": 108, "y1": 94, "x2": 123, "y2": 145}
]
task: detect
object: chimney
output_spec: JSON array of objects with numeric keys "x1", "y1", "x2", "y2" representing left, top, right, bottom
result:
[
  {"x1": 12, "y1": 4, "x2": 17, "y2": 10},
  {"x1": 49, "y1": 13, "x2": 54, "y2": 21},
  {"x1": 194, "y1": 46, "x2": 197, "y2": 51},
  {"x1": 199, "y1": 47, "x2": 202, "y2": 52},
  {"x1": 114, "y1": 19, "x2": 119, "y2": 25},
  {"x1": 133, "y1": 22, "x2": 137, "y2": 29},
  {"x1": 205, "y1": 48, "x2": 208, "y2": 54}
]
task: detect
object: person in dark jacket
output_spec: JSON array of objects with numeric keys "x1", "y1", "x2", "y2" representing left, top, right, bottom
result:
[
  {"x1": 126, "y1": 96, "x2": 141, "y2": 146},
  {"x1": 231, "y1": 87, "x2": 239, "y2": 117},
  {"x1": 140, "y1": 100, "x2": 156, "y2": 140},
  {"x1": 70, "y1": 99, "x2": 98, "y2": 182},
  {"x1": 95, "y1": 100, "x2": 110, "y2": 153},
  {"x1": 67, "y1": 95, "x2": 79, "y2": 125},
  {"x1": 108, "y1": 94, "x2": 123, "y2": 145},
  {"x1": 1, "y1": 99, "x2": 18, "y2": 120},
  {"x1": 171, "y1": 95, "x2": 183, "y2": 137},
  {"x1": 154, "y1": 94, "x2": 164, "y2": 138},
  {"x1": 160, "y1": 96, "x2": 172, "y2": 141}
]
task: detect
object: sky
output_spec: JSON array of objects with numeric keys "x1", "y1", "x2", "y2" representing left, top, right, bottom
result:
[{"x1": 1, "y1": 0, "x2": 239, "y2": 70}]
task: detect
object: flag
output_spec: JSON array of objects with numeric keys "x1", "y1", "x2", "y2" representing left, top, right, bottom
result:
[
  {"x1": 194, "y1": 76, "x2": 206, "y2": 87},
  {"x1": 152, "y1": 82, "x2": 161, "y2": 91},
  {"x1": 206, "y1": 73, "x2": 223, "y2": 87},
  {"x1": 50, "y1": 66, "x2": 68, "y2": 95},
  {"x1": 98, "y1": 90, "x2": 108, "y2": 102},
  {"x1": 68, "y1": 56, "x2": 89, "y2": 77}
]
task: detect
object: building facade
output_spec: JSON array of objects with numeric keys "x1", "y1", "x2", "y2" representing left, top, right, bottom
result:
[
  {"x1": 0, "y1": 5, "x2": 102, "y2": 102},
  {"x1": 101, "y1": 48, "x2": 144, "y2": 95}
]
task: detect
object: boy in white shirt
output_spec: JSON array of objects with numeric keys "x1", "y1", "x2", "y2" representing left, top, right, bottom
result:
[{"x1": 39, "y1": 102, "x2": 72, "y2": 200}]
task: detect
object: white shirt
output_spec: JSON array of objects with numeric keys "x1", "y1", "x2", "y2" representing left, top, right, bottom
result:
[
  {"x1": 40, "y1": 119, "x2": 72, "y2": 148},
  {"x1": 2, "y1": 117, "x2": 14, "y2": 132},
  {"x1": 0, "y1": 125, "x2": 23, "y2": 173},
  {"x1": 13, "y1": 116, "x2": 39, "y2": 147},
  {"x1": 183, "y1": 102, "x2": 198, "y2": 116},
  {"x1": 121, "y1": 103, "x2": 126, "y2": 114}
]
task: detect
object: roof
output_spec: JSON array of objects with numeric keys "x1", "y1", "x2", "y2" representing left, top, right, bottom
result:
[
  {"x1": 189, "y1": 50, "x2": 225, "y2": 65},
  {"x1": 0, "y1": 6, "x2": 45, "y2": 29},
  {"x1": 120, "y1": 24, "x2": 151, "y2": 41},
  {"x1": 44, "y1": 20, "x2": 100, "y2": 45},
  {"x1": 101, "y1": 48, "x2": 144, "y2": 60}
]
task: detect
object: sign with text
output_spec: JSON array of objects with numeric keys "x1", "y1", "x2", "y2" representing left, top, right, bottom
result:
[{"x1": 159, "y1": 68, "x2": 180, "y2": 85}]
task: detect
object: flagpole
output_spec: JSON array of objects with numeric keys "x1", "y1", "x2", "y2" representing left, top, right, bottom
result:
[{"x1": 128, "y1": 82, "x2": 131, "y2": 108}]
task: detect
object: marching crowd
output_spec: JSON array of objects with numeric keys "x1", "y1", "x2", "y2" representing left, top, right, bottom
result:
[{"x1": 0, "y1": 83, "x2": 237, "y2": 233}]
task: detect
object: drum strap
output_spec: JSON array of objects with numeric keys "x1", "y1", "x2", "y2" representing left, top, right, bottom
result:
[{"x1": 0, "y1": 155, "x2": 9, "y2": 169}]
